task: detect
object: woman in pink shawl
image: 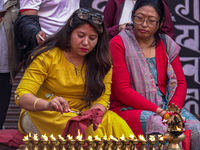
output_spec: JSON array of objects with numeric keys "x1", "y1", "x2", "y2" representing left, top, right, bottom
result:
[{"x1": 109, "y1": 0, "x2": 200, "y2": 149}]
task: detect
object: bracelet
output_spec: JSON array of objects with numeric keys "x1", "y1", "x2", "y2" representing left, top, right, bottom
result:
[
  {"x1": 158, "y1": 109, "x2": 165, "y2": 114},
  {"x1": 34, "y1": 98, "x2": 42, "y2": 111}
]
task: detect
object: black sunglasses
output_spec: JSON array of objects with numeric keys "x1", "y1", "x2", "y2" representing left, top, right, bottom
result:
[{"x1": 76, "y1": 8, "x2": 104, "y2": 25}]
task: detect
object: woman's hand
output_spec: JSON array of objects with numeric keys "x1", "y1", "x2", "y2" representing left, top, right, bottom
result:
[
  {"x1": 156, "y1": 107, "x2": 167, "y2": 117},
  {"x1": 47, "y1": 97, "x2": 71, "y2": 114},
  {"x1": 118, "y1": 23, "x2": 131, "y2": 32}
]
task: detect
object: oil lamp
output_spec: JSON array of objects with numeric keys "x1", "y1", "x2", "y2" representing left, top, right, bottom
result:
[
  {"x1": 41, "y1": 133, "x2": 48, "y2": 150},
  {"x1": 163, "y1": 103, "x2": 186, "y2": 150},
  {"x1": 28, "y1": 132, "x2": 32, "y2": 149},
  {"x1": 94, "y1": 135, "x2": 104, "y2": 150},
  {"x1": 86, "y1": 135, "x2": 94, "y2": 150},
  {"x1": 129, "y1": 134, "x2": 138, "y2": 150},
  {"x1": 67, "y1": 134, "x2": 76, "y2": 150},
  {"x1": 138, "y1": 135, "x2": 147, "y2": 150},
  {"x1": 120, "y1": 134, "x2": 130, "y2": 150},
  {"x1": 149, "y1": 135, "x2": 156, "y2": 150},
  {"x1": 49, "y1": 134, "x2": 57, "y2": 150},
  {"x1": 22, "y1": 135, "x2": 29, "y2": 150},
  {"x1": 58, "y1": 135, "x2": 67, "y2": 150},
  {"x1": 110, "y1": 135, "x2": 121, "y2": 150},
  {"x1": 102, "y1": 135, "x2": 112, "y2": 150},
  {"x1": 76, "y1": 130, "x2": 85, "y2": 150},
  {"x1": 32, "y1": 133, "x2": 39, "y2": 150},
  {"x1": 157, "y1": 135, "x2": 164, "y2": 150}
]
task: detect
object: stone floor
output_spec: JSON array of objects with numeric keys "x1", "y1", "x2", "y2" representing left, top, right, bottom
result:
[{"x1": 0, "y1": 144, "x2": 16, "y2": 150}]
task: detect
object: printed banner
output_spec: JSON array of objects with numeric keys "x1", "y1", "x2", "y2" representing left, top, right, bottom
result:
[{"x1": 169, "y1": 0, "x2": 200, "y2": 118}]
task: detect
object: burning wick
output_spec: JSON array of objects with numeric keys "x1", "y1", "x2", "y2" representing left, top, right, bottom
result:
[
  {"x1": 129, "y1": 134, "x2": 137, "y2": 141},
  {"x1": 149, "y1": 135, "x2": 156, "y2": 141},
  {"x1": 110, "y1": 135, "x2": 118, "y2": 141},
  {"x1": 58, "y1": 135, "x2": 65, "y2": 141},
  {"x1": 176, "y1": 126, "x2": 182, "y2": 131},
  {"x1": 33, "y1": 134, "x2": 38, "y2": 141},
  {"x1": 158, "y1": 135, "x2": 164, "y2": 141},
  {"x1": 76, "y1": 129, "x2": 83, "y2": 140},
  {"x1": 120, "y1": 134, "x2": 126, "y2": 141},
  {"x1": 94, "y1": 135, "x2": 101, "y2": 141},
  {"x1": 23, "y1": 135, "x2": 29, "y2": 141},
  {"x1": 103, "y1": 134, "x2": 107, "y2": 140},
  {"x1": 67, "y1": 134, "x2": 73, "y2": 140},
  {"x1": 138, "y1": 135, "x2": 146, "y2": 141},
  {"x1": 87, "y1": 135, "x2": 93, "y2": 141},
  {"x1": 41, "y1": 133, "x2": 48, "y2": 141},
  {"x1": 50, "y1": 134, "x2": 56, "y2": 141}
]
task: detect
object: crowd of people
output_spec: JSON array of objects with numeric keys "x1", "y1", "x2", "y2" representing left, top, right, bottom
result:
[{"x1": 0, "y1": 0, "x2": 200, "y2": 149}]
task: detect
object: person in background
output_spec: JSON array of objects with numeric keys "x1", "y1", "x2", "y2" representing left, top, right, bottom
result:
[
  {"x1": 14, "y1": 8, "x2": 134, "y2": 139},
  {"x1": 0, "y1": 0, "x2": 19, "y2": 130},
  {"x1": 14, "y1": 0, "x2": 80, "y2": 66},
  {"x1": 103, "y1": 0, "x2": 174, "y2": 40},
  {"x1": 109, "y1": 0, "x2": 200, "y2": 149}
]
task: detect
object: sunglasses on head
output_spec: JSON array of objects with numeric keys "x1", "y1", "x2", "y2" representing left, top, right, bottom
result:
[{"x1": 76, "y1": 8, "x2": 104, "y2": 25}]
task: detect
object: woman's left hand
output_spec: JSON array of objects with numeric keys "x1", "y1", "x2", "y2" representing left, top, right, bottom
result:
[{"x1": 156, "y1": 108, "x2": 167, "y2": 117}]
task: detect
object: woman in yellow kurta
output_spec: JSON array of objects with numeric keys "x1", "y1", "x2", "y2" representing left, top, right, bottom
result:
[{"x1": 15, "y1": 8, "x2": 134, "y2": 139}]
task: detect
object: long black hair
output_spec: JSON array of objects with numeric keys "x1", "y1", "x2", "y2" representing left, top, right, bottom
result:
[
  {"x1": 132, "y1": 0, "x2": 165, "y2": 47},
  {"x1": 26, "y1": 8, "x2": 112, "y2": 103}
]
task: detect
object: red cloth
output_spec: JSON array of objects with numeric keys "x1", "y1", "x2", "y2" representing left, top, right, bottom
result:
[
  {"x1": 182, "y1": 129, "x2": 191, "y2": 150},
  {"x1": 0, "y1": 129, "x2": 24, "y2": 148},
  {"x1": 62, "y1": 108, "x2": 104, "y2": 139}
]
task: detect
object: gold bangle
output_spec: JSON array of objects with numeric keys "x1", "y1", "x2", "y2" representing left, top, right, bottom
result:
[{"x1": 34, "y1": 98, "x2": 42, "y2": 111}]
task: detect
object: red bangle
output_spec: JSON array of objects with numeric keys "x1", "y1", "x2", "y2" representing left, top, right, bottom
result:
[{"x1": 158, "y1": 109, "x2": 165, "y2": 114}]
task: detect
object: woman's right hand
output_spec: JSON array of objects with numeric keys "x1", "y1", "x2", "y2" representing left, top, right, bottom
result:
[{"x1": 47, "y1": 97, "x2": 71, "y2": 114}]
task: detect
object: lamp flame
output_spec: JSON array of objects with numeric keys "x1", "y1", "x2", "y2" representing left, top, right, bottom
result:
[
  {"x1": 110, "y1": 135, "x2": 118, "y2": 141},
  {"x1": 76, "y1": 129, "x2": 83, "y2": 140},
  {"x1": 94, "y1": 135, "x2": 101, "y2": 141},
  {"x1": 23, "y1": 135, "x2": 29, "y2": 141},
  {"x1": 50, "y1": 134, "x2": 56, "y2": 141},
  {"x1": 33, "y1": 134, "x2": 38, "y2": 141},
  {"x1": 176, "y1": 126, "x2": 182, "y2": 131},
  {"x1": 67, "y1": 134, "x2": 73, "y2": 140},
  {"x1": 41, "y1": 133, "x2": 48, "y2": 141},
  {"x1": 149, "y1": 135, "x2": 155, "y2": 141},
  {"x1": 29, "y1": 132, "x2": 31, "y2": 138},
  {"x1": 129, "y1": 134, "x2": 137, "y2": 141},
  {"x1": 103, "y1": 134, "x2": 107, "y2": 140},
  {"x1": 158, "y1": 135, "x2": 164, "y2": 141},
  {"x1": 120, "y1": 134, "x2": 125, "y2": 141},
  {"x1": 138, "y1": 135, "x2": 146, "y2": 141},
  {"x1": 58, "y1": 135, "x2": 65, "y2": 141},
  {"x1": 87, "y1": 135, "x2": 93, "y2": 141}
]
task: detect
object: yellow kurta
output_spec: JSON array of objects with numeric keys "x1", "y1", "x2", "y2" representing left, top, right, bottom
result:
[{"x1": 15, "y1": 47, "x2": 134, "y2": 138}]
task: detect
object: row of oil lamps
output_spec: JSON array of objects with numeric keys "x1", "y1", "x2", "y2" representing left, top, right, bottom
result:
[{"x1": 22, "y1": 131, "x2": 166, "y2": 150}]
